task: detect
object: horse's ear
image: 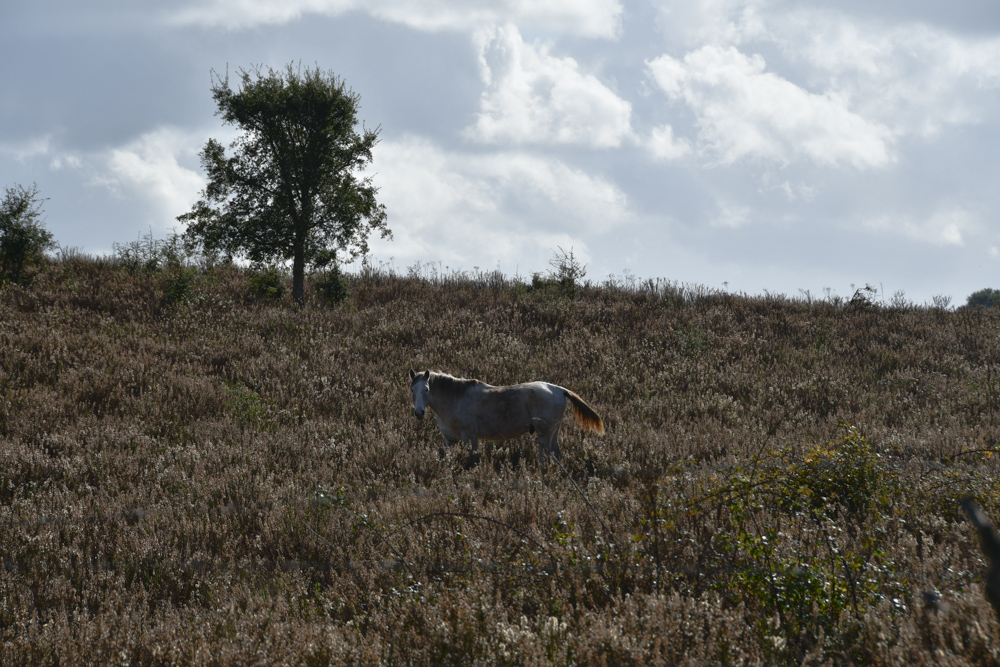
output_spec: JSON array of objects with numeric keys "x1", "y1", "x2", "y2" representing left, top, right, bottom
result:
[
  {"x1": 409, "y1": 369, "x2": 416, "y2": 381},
  {"x1": 422, "y1": 370, "x2": 430, "y2": 380}
]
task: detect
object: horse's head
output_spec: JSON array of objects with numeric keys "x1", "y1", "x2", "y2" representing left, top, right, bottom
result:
[{"x1": 408, "y1": 369, "x2": 431, "y2": 419}]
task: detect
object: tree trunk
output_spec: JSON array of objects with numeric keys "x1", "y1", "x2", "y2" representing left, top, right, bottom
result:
[
  {"x1": 292, "y1": 243, "x2": 306, "y2": 304},
  {"x1": 291, "y1": 196, "x2": 311, "y2": 304}
]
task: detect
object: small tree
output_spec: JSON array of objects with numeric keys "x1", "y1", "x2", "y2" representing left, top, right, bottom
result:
[
  {"x1": 179, "y1": 63, "x2": 390, "y2": 303},
  {"x1": 0, "y1": 183, "x2": 55, "y2": 286},
  {"x1": 548, "y1": 246, "x2": 587, "y2": 287}
]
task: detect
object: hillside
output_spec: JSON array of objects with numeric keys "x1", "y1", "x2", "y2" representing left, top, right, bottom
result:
[{"x1": 2, "y1": 257, "x2": 1000, "y2": 664}]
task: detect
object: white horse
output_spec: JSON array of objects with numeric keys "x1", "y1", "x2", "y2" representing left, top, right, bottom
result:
[{"x1": 408, "y1": 369, "x2": 605, "y2": 466}]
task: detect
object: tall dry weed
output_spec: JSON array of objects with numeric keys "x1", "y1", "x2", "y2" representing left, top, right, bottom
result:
[{"x1": 1, "y1": 259, "x2": 1000, "y2": 664}]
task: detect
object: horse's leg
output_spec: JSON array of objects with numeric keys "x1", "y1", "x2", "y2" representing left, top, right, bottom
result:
[
  {"x1": 535, "y1": 417, "x2": 562, "y2": 463},
  {"x1": 531, "y1": 418, "x2": 547, "y2": 470},
  {"x1": 460, "y1": 436, "x2": 480, "y2": 468},
  {"x1": 437, "y1": 436, "x2": 453, "y2": 459},
  {"x1": 536, "y1": 428, "x2": 556, "y2": 472}
]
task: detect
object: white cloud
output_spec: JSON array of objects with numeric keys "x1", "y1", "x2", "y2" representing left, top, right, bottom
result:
[
  {"x1": 98, "y1": 127, "x2": 205, "y2": 229},
  {"x1": 862, "y1": 206, "x2": 978, "y2": 247},
  {"x1": 650, "y1": 3, "x2": 1000, "y2": 151},
  {"x1": 168, "y1": 0, "x2": 623, "y2": 38},
  {"x1": 466, "y1": 24, "x2": 633, "y2": 147},
  {"x1": 648, "y1": 124, "x2": 691, "y2": 161},
  {"x1": 653, "y1": 0, "x2": 768, "y2": 49},
  {"x1": 0, "y1": 135, "x2": 56, "y2": 162},
  {"x1": 367, "y1": 135, "x2": 628, "y2": 268},
  {"x1": 711, "y1": 200, "x2": 751, "y2": 228},
  {"x1": 49, "y1": 155, "x2": 82, "y2": 171},
  {"x1": 653, "y1": 3, "x2": 1000, "y2": 138},
  {"x1": 782, "y1": 14, "x2": 1000, "y2": 138},
  {"x1": 758, "y1": 172, "x2": 816, "y2": 201},
  {"x1": 647, "y1": 45, "x2": 892, "y2": 168},
  {"x1": 0, "y1": 129, "x2": 205, "y2": 231},
  {"x1": 0, "y1": 135, "x2": 83, "y2": 175}
]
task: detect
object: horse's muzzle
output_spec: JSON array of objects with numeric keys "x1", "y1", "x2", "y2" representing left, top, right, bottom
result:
[{"x1": 413, "y1": 409, "x2": 425, "y2": 419}]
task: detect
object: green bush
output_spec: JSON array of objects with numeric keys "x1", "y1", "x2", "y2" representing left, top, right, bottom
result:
[
  {"x1": 113, "y1": 229, "x2": 194, "y2": 274},
  {"x1": 0, "y1": 182, "x2": 55, "y2": 286},
  {"x1": 161, "y1": 266, "x2": 200, "y2": 306},
  {"x1": 222, "y1": 381, "x2": 276, "y2": 432},
  {"x1": 967, "y1": 288, "x2": 1000, "y2": 308},
  {"x1": 849, "y1": 283, "x2": 878, "y2": 310},
  {"x1": 680, "y1": 424, "x2": 905, "y2": 660},
  {"x1": 112, "y1": 229, "x2": 203, "y2": 305},
  {"x1": 313, "y1": 262, "x2": 350, "y2": 305},
  {"x1": 530, "y1": 247, "x2": 588, "y2": 296},
  {"x1": 248, "y1": 264, "x2": 287, "y2": 301},
  {"x1": 549, "y1": 246, "x2": 586, "y2": 290}
]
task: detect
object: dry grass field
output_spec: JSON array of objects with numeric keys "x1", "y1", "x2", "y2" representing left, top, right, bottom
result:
[{"x1": 2, "y1": 255, "x2": 1000, "y2": 665}]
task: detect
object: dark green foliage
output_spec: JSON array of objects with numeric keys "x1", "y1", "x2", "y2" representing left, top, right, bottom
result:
[
  {"x1": 113, "y1": 233, "x2": 163, "y2": 273},
  {"x1": 179, "y1": 63, "x2": 391, "y2": 303},
  {"x1": 313, "y1": 262, "x2": 349, "y2": 305},
  {"x1": 850, "y1": 283, "x2": 878, "y2": 310},
  {"x1": 0, "y1": 182, "x2": 55, "y2": 286},
  {"x1": 161, "y1": 266, "x2": 200, "y2": 306},
  {"x1": 223, "y1": 381, "x2": 276, "y2": 432},
  {"x1": 247, "y1": 263, "x2": 287, "y2": 301},
  {"x1": 530, "y1": 247, "x2": 588, "y2": 296},
  {"x1": 114, "y1": 230, "x2": 203, "y2": 306},
  {"x1": 548, "y1": 246, "x2": 587, "y2": 288},
  {"x1": 691, "y1": 425, "x2": 904, "y2": 661},
  {"x1": 968, "y1": 288, "x2": 1000, "y2": 308},
  {"x1": 113, "y1": 229, "x2": 193, "y2": 274}
]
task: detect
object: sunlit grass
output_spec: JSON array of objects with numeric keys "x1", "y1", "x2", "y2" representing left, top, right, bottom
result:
[{"x1": 1, "y1": 257, "x2": 999, "y2": 664}]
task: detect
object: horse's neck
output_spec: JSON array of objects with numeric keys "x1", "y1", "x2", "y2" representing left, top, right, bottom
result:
[
  {"x1": 429, "y1": 378, "x2": 480, "y2": 416},
  {"x1": 429, "y1": 387, "x2": 458, "y2": 415}
]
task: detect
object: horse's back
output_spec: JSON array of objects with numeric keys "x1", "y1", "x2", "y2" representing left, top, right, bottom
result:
[
  {"x1": 489, "y1": 381, "x2": 566, "y2": 418},
  {"x1": 461, "y1": 381, "x2": 562, "y2": 440}
]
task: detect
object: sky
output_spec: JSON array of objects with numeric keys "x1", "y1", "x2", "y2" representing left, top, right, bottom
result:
[{"x1": 3, "y1": 1, "x2": 1000, "y2": 304}]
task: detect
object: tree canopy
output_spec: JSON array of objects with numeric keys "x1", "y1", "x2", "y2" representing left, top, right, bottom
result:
[
  {"x1": 967, "y1": 288, "x2": 1000, "y2": 308},
  {"x1": 179, "y1": 63, "x2": 390, "y2": 302}
]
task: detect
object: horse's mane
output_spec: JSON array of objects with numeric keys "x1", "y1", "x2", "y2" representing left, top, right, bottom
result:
[{"x1": 429, "y1": 372, "x2": 483, "y2": 402}]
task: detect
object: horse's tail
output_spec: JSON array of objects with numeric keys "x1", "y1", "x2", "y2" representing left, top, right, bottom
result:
[{"x1": 563, "y1": 389, "x2": 606, "y2": 435}]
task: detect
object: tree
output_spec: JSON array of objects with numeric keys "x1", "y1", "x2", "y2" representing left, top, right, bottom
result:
[
  {"x1": 967, "y1": 288, "x2": 1000, "y2": 308},
  {"x1": 0, "y1": 182, "x2": 55, "y2": 286},
  {"x1": 179, "y1": 63, "x2": 390, "y2": 302}
]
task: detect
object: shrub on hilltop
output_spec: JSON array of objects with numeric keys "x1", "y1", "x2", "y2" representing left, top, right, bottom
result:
[
  {"x1": 967, "y1": 287, "x2": 1000, "y2": 308},
  {"x1": 0, "y1": 182, "x2": 55, "y2": 286}
]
